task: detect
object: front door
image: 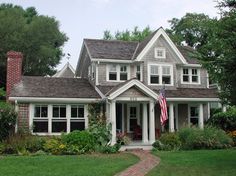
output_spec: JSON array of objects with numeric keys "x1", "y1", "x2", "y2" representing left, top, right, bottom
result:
[{"x1": 127, "y1": 104, "x2": 140, "y2": 132}]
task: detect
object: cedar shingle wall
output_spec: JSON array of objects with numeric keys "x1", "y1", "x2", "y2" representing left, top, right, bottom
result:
[{"x1": 18, "y1": 104, "x2": 29, "y2": 130}]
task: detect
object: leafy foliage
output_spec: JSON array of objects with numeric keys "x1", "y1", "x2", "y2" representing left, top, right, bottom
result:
[
  {"x1": 103, "y1": 26, "x2": 153, "y2": 41},
  {"x1": 43, "y1": 138, "x2": 66, "y2": 155},
  {"x1": 0, "y1": 102, "x2": 17, "y2": 141},
  {"x1": 178, "y1": 126, "x2": 233, "y2": 150},
  {"x1": 152, "y1": 133, "x2": 181, "y2": 151},
  {"x1": 0, "y1": 4, "x2": 68, "y2": 88},
  {"x1": 207, "y1": 107, "x2": 236, "y2": 131}
]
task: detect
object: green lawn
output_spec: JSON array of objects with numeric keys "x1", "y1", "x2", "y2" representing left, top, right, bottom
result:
[
  {"x1": 148, "y1": 149, "x2": 236, "y2": 176},
  {"x1": 0, "y1": 153, "x2": 139, "y2": 176}
]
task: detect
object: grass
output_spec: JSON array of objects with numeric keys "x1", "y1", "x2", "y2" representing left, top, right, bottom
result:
[
  {"x1": 148, "y1": 149, "x2": 236, "y2": 176},
  {"x1": 0, "y1": 153, "x2": 139, "y2": 176}
]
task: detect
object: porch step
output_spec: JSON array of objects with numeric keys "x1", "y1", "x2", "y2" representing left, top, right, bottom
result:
[{"x1": 119, "y1": 145, "x2": 153, "y2": 151}]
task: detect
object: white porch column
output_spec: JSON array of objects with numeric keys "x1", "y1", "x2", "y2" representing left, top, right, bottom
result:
[
  {"x1": 169, "y1": 103, "x2": 174, "y2": 132},
  {"x1": 149, "y1": 100, "x2": 155, "y2": 144},
  {"x1": 222, "y1": 105, "x2": 227, "y2": 112},
  {"x1": 199, "y1": 103, "x2": 204, "y2": 129},
  {"x1": 110, "y1": 100, "x2": 116, "y2": 145},
  {"x1": 142, "y1": 103, "x2": 148, "y2": 143}
]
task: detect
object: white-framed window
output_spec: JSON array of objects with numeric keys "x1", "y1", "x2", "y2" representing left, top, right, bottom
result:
[
  {"x1": 107, "y1": 64, "x2": 130, "y2": 81},
  {"x1": 33, "y1": 105, "x2": 48, "y2": 133},
  {"x1": 182, "y1": 68, "x2": 200, "y2": 84},
  {"x1": 120, "y1": 65, "x2": 128, "y2": 81},
  {"x1": 52, "y1": 105, "x2": 67, "y2": 133},
  {"x1": 70, "y1": 105, "x2": 85, "y2": 131},
  {"x1": 32, "y1": 104, "x2": 86, "y2": 134},
  {"x1": 148, "y1": 64, "x2": 173, "y2": 85},
  {"x1": 154, "y1": 47, "x2": 166, "y2": 59},
  {"x1": 136, "y1": 65, "x2": 142, "y2": 81},
  {"x1": 189, "y1": 105, "x2": 199, "y2": 126}
]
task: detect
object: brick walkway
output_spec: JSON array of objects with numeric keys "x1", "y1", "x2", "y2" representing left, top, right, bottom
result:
[{"x1": 115, "y1": 150, "x2": 160, "y2": 176}]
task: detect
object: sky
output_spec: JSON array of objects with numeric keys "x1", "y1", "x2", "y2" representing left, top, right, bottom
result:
[{"x1": 1, "y1": 0, "x2": 219, "y2": 70}]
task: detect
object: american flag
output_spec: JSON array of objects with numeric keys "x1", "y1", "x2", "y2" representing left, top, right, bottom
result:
[{"x1": 159, "y1": 88, "x2": 168, "y2": 126}]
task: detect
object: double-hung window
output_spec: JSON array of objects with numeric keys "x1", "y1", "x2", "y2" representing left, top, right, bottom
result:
[
  {"x1": 149, "y1": 64, "x2": 173, "y2": 85},
  {"x1": 33, "y1": 105, "x2": 48, "y2": 133},
  {"x1": 150, "y1": 65, "x2": 159, "y2": 84},
  {"x1": 190, "y1": 106, "x2": 199, "y2": 126},
  {"x1": 71, "y1": 105, "x2": 85, "y2": 131},
  {"x1": 182, "y1": 68, "x2": 200, "y2": 84},
  {"x1": 108, "y1": 65, "x2": 117, "y2": 81},
  {"x1": 120, "y1": 65, "x2": 128, "y2": 80},
  {"x1": 107, "y1": 64, "x2": 129, "y2": 81},
  {"x1": 52, "y1": 105, "x2": 67, "y2": 133},
  {"x1": 136, "y1": 65, "x2": 141, "y2": 80}
]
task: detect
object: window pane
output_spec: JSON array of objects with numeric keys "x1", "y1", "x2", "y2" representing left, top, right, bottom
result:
[
  {"x1": 137, "y1": 65, "x2": 140, "y2": 72},
  {"x1": 136, "y1": 73, "x2": 141, "y2": 80},
  {"x1": 190, "y1": 107, "x2": 199, "y2": 117},
  {"x1": 70, "y1": 122, "x2": 85, "y2": 131},
  {"x1": 183, "y1": 75, "x2": 189, "y2": 82},
  {"x1": 34, "y1": 106, "x2": 40, "y2": 117},
  {"x1": 120, "y1": 73, "x2": 127, "y2": 80},
  {"x1": 130, "y1": 119, "x2": 137, "y2": 131},
  {"x1": 109, "y1": 73, "x2": 117, "y2": 80},
  {"x1": 41, "y1": 106, "x2": 48, "y2": 117},
  {"x1": 183, "y1": 69, "x2": 188, "y2": 74},
  {"x1": 33, "y1": 121, "x2": 48, "y2": 133},
  {"x1": 71, "y1": 106, "x2": 77, "y2": 117},
  {"x1": 192, "y1": 76, "x2": 198, "y2": 82},
  {"x1": 53, "y1": 106, "x2": 59, "y2": 117},
  {"x1": 190, "y1": 118, "x2": 198, "y2": 126},
  {"x1": 52, "y1": 122, "x2": 67, "y2": 132},
  {"x1": 60, "y1": 106, "x2": 66, "y2": 118},
  {"x1": 162, "y1": 66, "x2": 170, "y2": 75},
  {"x1": 192, "y1": 69, "x2": 197, "y2": 75},
  {"x1": 162, "y1": 76, "x2": 171, "y2": 84},
  {"x1": 151, "y1": 65, "x2": 158, "y2": 74},
  {"x1": 151, "y1": 76, "x2": 159, "y2": 84},
  {"x1": 120, "y1": 65, "x2": 127, "y2": 72},
  {"x1": 78, "y1": 107, "x2": 84, "y2": 118}
]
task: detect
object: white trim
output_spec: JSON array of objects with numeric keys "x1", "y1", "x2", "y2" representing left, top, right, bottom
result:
[
  {"x1": 154, "y1": 47, "x2": 166, "y2": 59},
  {"x1": 147, "y1": 63, "x2": 174, "y2": 86},
  {"x1": 115, "y1": 97, "x2": 153, "y2": 101},
  {"x1": 66, "y1": 105, "x2": 70, "y2": 133},
  {"x1": 181, "y1": 68, "x2": 201, "y2": 85},
  {"x1": 92, "y1": 58, "x2": 133, "y2": 63},
  {"x1": 108, "y1": 79, "x2": 158, "y2": 100},
  {"x1": 95, "y1": 86, "x2": 105, "y2": 99},
  {"x1": 9, "y1": 97, "x2": 100, "y2": 103},
  {"x1": 95, "y1": 63, "x2": 99, "y2": 85},
  {"x1": 175, "y1": 104, "x2": 179, "y2": 131},
  {"x1": 84, "y1": 104, "x2": 89, "y2": 129},
  {"x1": 182, "y1": 64, "x2": 202, "y2": 68},
  {"x1": 136, "y1": 28, "x2": 187, "y2": 64},
  {"x1": 167, "y1": 97, "x2": 220, "y2": 102},
  {"x1": 122, "y1": 103, "x2": 125, "y2": 133}
]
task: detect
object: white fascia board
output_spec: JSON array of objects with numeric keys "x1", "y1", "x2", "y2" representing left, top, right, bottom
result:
[
  {"x1": 136, "y1": 28, "x2": 187, "y2": 64},
  {"x1": 166, "y1": 97, "x2": 220, "y2": 102},
  {"x1": 91, "y1": 58, "x2": 133, "y2": 63},
  {"x1": 9, "y1": 97, "x2": 101, "y2": 103},
  {"x1": 95, "y1": 86, "x2": 106, "y2": 99},
  {"x1": 182, "y1": 64, "x2": 202, "y2": 68},
  {"x1": 108, "y1": 79, "x2": 158, "y2": 100}
]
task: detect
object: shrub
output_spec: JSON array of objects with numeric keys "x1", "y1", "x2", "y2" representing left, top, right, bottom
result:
[
  {"x1": 96, "y1": 143, "x2": 120, "y2": 154},
  {"x1": 0, "y1": 102, "x2": 17, "y2": 141},
  {"x1": 207, "y1": 107, "x2": 236, "y2": 131},
  {"x1": 43, "y1": 138, "x2": 66, "y2": 155},
  {"x1": 62, "y1": 130, "x2": 95, "y2": 154},
  {"x1": 178, "y1": 126, "x2": 233, "y2": 150},
  {"x1": 117, "y1": 133, "x2": 131, "y2": 145},
  {"x1": 152, "y1": 133, "x2": 181, "y2": 151}
]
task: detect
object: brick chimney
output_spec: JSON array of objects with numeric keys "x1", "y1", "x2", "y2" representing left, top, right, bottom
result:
[{"x1": 6, "y1": 51, "x2": 23, "y2": 99}]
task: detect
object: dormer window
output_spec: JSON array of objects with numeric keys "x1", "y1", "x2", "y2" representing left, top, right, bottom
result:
[
  {"x1": 155, "y1": 47, "x2": 166, "y2": 59},
  {"x1": 182, "y1": 68, "x2": 200, "y2": 84},
  {"x1": 108, "y1": 64, "x2": 117, "y2": 80}
]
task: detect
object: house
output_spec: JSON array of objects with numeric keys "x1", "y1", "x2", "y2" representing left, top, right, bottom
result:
[
  {"x1": 52, "y1": 62, "x2": 75, "y2": 78},
  {"x1": 7, "y1": 27, "x2": 220, "y2": 146}
]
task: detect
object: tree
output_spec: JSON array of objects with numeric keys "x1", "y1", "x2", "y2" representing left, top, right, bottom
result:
[
  {"x1": 198, "y1": 0, "x2": 236, "y2": 105},
  {"x1": 103, "y1": 26, "x2": 153, "y2": 42},
  {"x1": 167, "y1": 13, "x2": 216, "y2": 48},
  {"x1": 0, "y1": 4, "x2": 68, "y2": 88}
]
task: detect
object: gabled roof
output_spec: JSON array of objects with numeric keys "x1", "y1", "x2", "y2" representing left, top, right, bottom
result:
[
  {"x1": 10, "y1": 76, "x2": 100, "y2": 99},
  {"x1": 84, "y1": 39, "x2": 138, "y2": 60},
  {"x1": 83, "y1": 28, "x2": 199, "y2": 64},
  {"x1": 53, "y1": 62, "x2": 75, "y2": 78}
]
